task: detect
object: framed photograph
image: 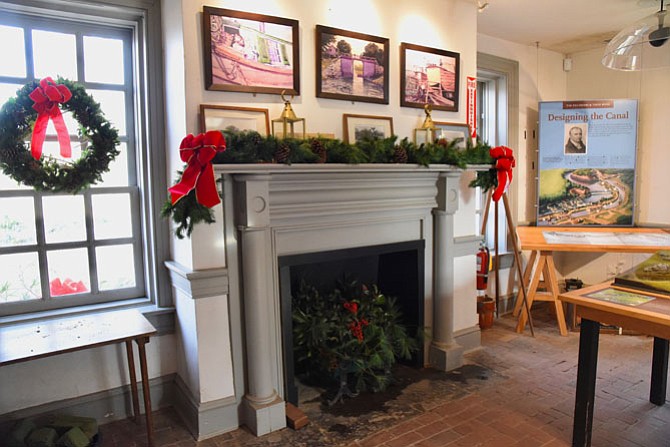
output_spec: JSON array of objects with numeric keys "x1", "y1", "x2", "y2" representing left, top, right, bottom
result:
[
  {"x1": 199, "y1": 104, "x2": 270, "y2": 135},
  {"x1": 315, "y1": 25, "x2": 389, "y2": 104},
  {"x1": 400, "y1": 42, "x2": 460, "y2": 112},
  {"x1": 434, "y1": 122, "x2": 470, "y2": 149},
  {"x1": 342, "y1": 114, "x2": 394, "y2": 144},
  {"x1": 202, "y1": 6, "x2": 300, "y2": 95}
]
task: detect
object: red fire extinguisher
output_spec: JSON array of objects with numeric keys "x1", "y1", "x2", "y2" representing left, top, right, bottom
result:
[{"x1": 476, "y1": 245, "x2": 490, "y2": 290}]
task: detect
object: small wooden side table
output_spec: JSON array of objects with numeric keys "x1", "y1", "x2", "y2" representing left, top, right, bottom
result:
[{"x1": 0, "y1": 309, "x2": 157, "y2": 447}]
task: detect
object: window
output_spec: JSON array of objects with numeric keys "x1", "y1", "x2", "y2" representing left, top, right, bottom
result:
[
  {"x1": 0, "y1": 1, "x2": 168, "y2": 317},
  {"x1": 475, "y1": 53, "x2": 519, "y2": 255}
]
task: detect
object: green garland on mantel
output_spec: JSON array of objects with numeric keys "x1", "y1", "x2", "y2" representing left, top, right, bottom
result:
[{"x1": 162, "y1": 128, "x2": 498, "y2": 238}]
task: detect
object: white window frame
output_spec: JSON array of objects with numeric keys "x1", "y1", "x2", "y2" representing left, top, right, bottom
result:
[{"x1": 0, "y1": 0, "x2": 169, "y2": 319}]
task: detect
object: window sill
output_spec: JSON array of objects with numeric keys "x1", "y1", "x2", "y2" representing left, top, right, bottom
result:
[{"x1": 0, "y1": 299, "x2": 176, "y2": 336}]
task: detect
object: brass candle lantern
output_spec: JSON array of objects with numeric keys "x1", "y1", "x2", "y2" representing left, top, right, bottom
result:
[
  {"x1": 413, "y1": 104, "x2": 436, "y2": 145},
  {"x1": 272, "y1": 91, "x2": 306, "y2": 139}
]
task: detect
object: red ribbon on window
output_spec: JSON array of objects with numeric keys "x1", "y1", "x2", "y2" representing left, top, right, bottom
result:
[
  {"x1": 490, "y1": 146, "x2": 515, "y2": 202},
  {"x1": 29, "y1": 77, "x2": 73, "y2": 160},
  {"x1": 169, "y1": 131, "x2": 226, "y2": 208}
]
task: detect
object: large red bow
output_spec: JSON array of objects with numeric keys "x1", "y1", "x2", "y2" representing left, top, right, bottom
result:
[
  {"x1": 490, "y1": 146, "x2": 515, "y2": 202},
  {"x1": 29, "y1": 77, "x2": 72, "y2": 160},
  {"x1": 168, "y1": 131, "x2": 226, "y2": 208}
]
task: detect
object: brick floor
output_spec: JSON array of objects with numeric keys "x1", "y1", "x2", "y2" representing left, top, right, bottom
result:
[{"x1": 98, "y1": 309, "x2": 670, "y2": 446}]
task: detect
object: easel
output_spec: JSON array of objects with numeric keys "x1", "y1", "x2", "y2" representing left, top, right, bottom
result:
[{"x1": 480, "y1": 190, "x2": 535, "y2": 336}]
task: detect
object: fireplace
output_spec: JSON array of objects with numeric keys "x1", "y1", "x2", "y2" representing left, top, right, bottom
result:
[
  {"x1": 279, "y1": 240, "x2": 425, "y2": 405},
  {"x1": 167, "y1": 166, "x2": 482, "y2": 438}
]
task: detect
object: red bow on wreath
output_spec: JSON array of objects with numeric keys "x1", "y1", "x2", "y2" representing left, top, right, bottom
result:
[
  {"x1": 29, "y1": 77, "x2": 72, "y2": 160},
  {"x1": 490, "y1": 146, "x2": 515, "y2": 202},
  {"x1": 169, "y1": 131, "x2": 226, "y2": 208}
]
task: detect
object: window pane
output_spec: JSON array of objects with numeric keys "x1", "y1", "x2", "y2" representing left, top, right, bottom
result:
[
  {"x1": 0, "y1": 25, "x2": 26, "y2": 77},
  {"x1": 43, "y1": 195, "x2": 86, "y2": 243},
  {"x1": 97, "y1": 244, "x2": 135, "y2": 290},
  {"x1": 0, "y1": 252, "x2": 41, "y2": 303},
  {"x1": 0, "y1": 172, "x2": 26, "y2": 191},
  {"x1": 0, "y1": 83, "x2": 22, "y2": 106},
  {"x1": 89, "y1": 89, "x2": 127, "y2": 135},
  {"x1": 0, "y1": 197, "x2": 36, "y2": 247},
  {"x1": 32, "y1": 30, "x2": 77, "y2": 80},
  {"x1": 92, "y1": 193, "x2": 132, "y2": 239},
  {"x1": 40, "y1": 139, "x2": 84, "y2": 163},
  {"x1": 99, "y1": 142, "x2": 129, "y2": 187},
  {"x1": 84, "y1": 36, "x2": 125, "y2": 84},
  {"x1": 47, "y1": 248, "x2": 90, "y2": 296}
]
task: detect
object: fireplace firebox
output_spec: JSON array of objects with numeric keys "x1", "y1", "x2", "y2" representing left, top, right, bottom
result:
[{"x1": 279, "y1": 240, "x2": 425, "y2": 405}]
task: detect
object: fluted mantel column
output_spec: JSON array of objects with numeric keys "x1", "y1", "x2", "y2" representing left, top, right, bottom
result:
[
  {"x1": 235, "y1": 174, "x2": 285, "y2": 435},
  {"x1": 430, "y1": 171, "x2": 465, "y2": 371}
]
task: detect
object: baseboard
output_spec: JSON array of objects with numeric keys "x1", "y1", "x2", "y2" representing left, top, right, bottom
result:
[
  {"x1": 0, "y1": 374, "x2": 176, "y2": 435},
  {"x1": 454, "y1": 325, "x2": 481, "y2": 352},
  {"x1": 172, "y1": 374, "x2": 239, "y2": 440}
]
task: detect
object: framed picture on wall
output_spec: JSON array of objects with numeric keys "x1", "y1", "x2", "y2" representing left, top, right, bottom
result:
[
  {"x1": 199, "y1": 104, "x2": 270, "y2": 135},
  {"x1": 434, "y1": 122, "x2": 470, "y2": 149},
  {"x1": 315, "y1": 25, "x2": 389, "y2": 104},
  {"x1": 202, "y1": 6, "x2": 300, "y2": 95},
  {"x1": 400, "y1": 42, "x2": 460, "y2": 112},
  {"x1": 342, "y1": 113, "x2": 394, "y2": 144}
]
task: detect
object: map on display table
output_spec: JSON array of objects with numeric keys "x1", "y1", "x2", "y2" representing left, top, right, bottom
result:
[
  {"x1": 613, "y1": 250, "x2": 670, "y2": 297},
  {"x1": 586, "y1": 288, "x2": 655, "y2": 307},
  {"x1": 542, "y1": 230, "x2": 670, "y2": 247}
]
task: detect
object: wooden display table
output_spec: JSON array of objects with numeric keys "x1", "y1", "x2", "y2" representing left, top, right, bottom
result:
[
  {"x1": 0, "y1": 309, "x2": 157, "y2": 447},
  {"x1": 559, "y1": 282, "x2": 670, "y2": 446},
  {"x1": 514, "y1": 226, "x2": 670, "y2": 336}
]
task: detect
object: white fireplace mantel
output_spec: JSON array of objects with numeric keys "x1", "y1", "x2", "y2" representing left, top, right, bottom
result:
[{"x1": 166, "y1": 164, "x2": 484, "y2": 439}]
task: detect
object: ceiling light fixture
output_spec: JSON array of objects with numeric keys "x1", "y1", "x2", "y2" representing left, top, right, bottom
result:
[{"x1": 602, "y1": 0, "x2": 670, "y2": 70}]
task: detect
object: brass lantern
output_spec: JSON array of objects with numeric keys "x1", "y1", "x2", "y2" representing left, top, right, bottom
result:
[
  {"x1": 413, "y1": 104, "x2": 436, "y2": 145},
  {"x1": 272, "y1": 91, "x2": 306, "y2": 139}
]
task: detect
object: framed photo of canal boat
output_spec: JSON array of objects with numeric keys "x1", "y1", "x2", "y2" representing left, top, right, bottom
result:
[
  {"x1": 400, "y1": 42, "x2": 460, "y2": 112},
  {"x1": 537, "y1": 99, "x2": 639, "y2": 227},
  {"x1": 202, "y1": 6, "x2": 300, "y2": 95},
  {"x1": 342, "y1": 114, "x2": 394, "y2": 144},
  {"x1": 315, "y1": 25, "x2": 389, "y2": 104},
  {"x1": 199, "y1": 104, "x2": 270, "y2": 135}
]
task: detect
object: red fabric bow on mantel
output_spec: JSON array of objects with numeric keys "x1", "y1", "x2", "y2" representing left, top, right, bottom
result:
[
  {"x1": 490, "y1": 145, "x2": 515, "y2": 202},
  {"x1": 29, "y1": 77, "x2": 72, "y2": 160},
  {"x1": 169, "y1": 131, "x2": 226, "y2": 208}
]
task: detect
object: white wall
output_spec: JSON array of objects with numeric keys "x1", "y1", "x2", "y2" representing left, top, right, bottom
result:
[
  {"x1": 554, "y1": 47, "x2": 670, "y2": 285},
  {"x1": 476, "y1": 34, "x2": 567, "y2": 298}
]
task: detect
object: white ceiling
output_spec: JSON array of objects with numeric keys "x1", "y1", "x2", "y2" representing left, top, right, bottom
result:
[{"x1": 477, "y1": 0, "x2": 664, "y2": 54}]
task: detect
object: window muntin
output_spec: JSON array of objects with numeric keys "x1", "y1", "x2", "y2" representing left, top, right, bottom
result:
[{"x1": 0, "y1": 11, "x2": 146, "y2": 315}]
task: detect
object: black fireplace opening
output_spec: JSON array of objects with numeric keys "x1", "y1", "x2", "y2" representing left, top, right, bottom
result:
[{"x1": 279, "y1": 240, "x2": 425, "y2": 405}]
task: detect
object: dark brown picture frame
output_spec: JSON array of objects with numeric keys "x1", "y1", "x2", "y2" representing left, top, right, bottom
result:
[
  {"x1": 342, "y1": 114, "x2": 394, "y2": 144},
  {"x1": 199, "y1": 104, "x2": 270, "y2": 135},
  {"x1": 202, "y1": 6, "x2": 300, "y2": 95},
  {"x1": 315, "y1": 25, "x2": 389, "y2": 104},
  {"x1": 400, "y1": 42, "x2": 460, "y2": 112}
]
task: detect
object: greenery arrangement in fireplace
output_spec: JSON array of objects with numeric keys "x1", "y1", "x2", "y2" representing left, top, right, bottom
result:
[{"x1": 292, "y1": 279, "x2": 418, "y2": 404}]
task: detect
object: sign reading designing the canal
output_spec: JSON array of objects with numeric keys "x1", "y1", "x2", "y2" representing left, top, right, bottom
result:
[{"x1": 537, "y1": 99, "x2": 638, "y2": 226}]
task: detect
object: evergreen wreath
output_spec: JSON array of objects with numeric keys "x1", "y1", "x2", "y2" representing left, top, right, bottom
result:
[{"x1": 0, "y1": 78, "x2": 120, "y2": 193}]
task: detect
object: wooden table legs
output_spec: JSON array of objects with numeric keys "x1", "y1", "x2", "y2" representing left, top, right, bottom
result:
[
  {"x1": 650, "y1": 337, "x2": 669, "y2": 406},
  {"x1": 572, "y1": 320, "x2": 668, "y2": 446},
  {"x1": 125, "y1": 337, "x2": 154, "y2": 447},
  {"x1": 516, "y1": 250, "x2": 568, "y2": 336}
]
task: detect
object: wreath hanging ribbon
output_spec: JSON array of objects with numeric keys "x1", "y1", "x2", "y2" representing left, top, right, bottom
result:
[
  {"x1": 490, "y1": 145, "x2": 515, "y2": 202},
  {"x1": 169, "y1": 130, "x2": 226, "y2": 208},
  {"x1": 29, "y1": 77, "x2": 73, "y2": 160}
]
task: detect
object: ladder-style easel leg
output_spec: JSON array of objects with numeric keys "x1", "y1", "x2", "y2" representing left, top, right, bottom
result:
[{"x1": 513, "y1": 249, "x2": 537, "y2": 317}]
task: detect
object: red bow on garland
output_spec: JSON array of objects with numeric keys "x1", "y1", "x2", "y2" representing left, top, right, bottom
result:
[
  {"x1": 29, "y1": 77, "x2": 72, "y2": 160},
  {"x1": 490, "y1": 146, "x2": 515, "y2": 202},
  {"x1": 169, "y1": 131, "x2": 226, "y2": 208}
]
